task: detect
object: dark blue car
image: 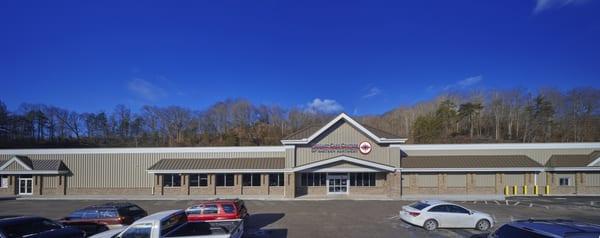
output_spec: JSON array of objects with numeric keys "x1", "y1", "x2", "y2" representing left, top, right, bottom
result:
[
  {"x1": 0, "y1": 216, "x2": 85, "y2": 238},
  {"x1": 489, "y1": 219, "x2": 600, "y2": 238}
]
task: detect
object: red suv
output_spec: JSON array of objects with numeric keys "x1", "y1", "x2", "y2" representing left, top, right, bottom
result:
[{"x1": 185, "y1": 199, "x2": 249, "y2": 221}]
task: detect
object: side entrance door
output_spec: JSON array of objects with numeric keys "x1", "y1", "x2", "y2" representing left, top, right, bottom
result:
[{"x1": 18, "y1": 176, "x2": 33, "y2": 195}]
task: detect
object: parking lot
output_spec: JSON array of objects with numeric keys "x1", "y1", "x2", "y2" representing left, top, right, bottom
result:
[{"x1": 1, "y1": 197, "x2": 600, "y2": 238}]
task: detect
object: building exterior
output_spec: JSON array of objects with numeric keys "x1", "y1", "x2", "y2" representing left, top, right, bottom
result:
[{"x1": 1, "y1": 113, "x2": 599, "y2": 198}]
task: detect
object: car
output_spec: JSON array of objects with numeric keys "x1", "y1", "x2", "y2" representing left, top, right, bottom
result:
[
  {"x1": 489, "y1": 219, "x2": 600, "y2": 238},
  {"x1": 399, "y1": 200, "x2": 494, "y2": 231},
  {"x1": 60, "y1": 202, "x2": 147, "y2": 231},
  {"x1": 185, "y1": 199, "x2": 249, "y2": 222},
  {"x1": 90, "y1": 209, "x2": 244, "y2": 238},
  {"x1": 0, "y1": 216, "x2": 86, "y2": 238}
]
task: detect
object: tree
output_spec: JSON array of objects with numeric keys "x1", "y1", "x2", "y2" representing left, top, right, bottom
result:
[
  {"x1": 458, "y1": 102, "x2": 483, "y2": 139},
  {"x1": 412, "y1": 114, "x2": 443, "y2": 144}
]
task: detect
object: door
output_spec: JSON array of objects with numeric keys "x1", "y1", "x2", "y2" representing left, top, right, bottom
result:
[
  {"x1": 18, "y1": 177, "x2": 33, "y2": 195},
  {"x1": 327, "y1": 173, "x2": 348, "y2": 194}
]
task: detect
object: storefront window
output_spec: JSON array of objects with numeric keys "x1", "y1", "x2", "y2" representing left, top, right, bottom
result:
[
  {"x1": 300, "y1": 173, "x2": 326, "y2": 186},
  {"x1": 349, "y1": 173, "x2": 376, "y2": 187},
  {"x1": 269, "y1": 173, "x2": 284, "y2": 186},
  {"x1": 163, "y1": 174, "x2": 181, "y2": 187},
  {"x1": 216, "y1": 174, "x2": 234, "y2": 187},
  {"x1": 189, "y1": 174, "x2": 208, "y2": 187},
  {"x1": 242, "y1": 173, "x2": 261, "y2": 187}
]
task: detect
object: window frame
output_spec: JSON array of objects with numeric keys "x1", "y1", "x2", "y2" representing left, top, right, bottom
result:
[
  {"x1": 216, "y1": 174, "x2": 235, "y2": 187},
  {"x1": 163, "y1": 174, "x2": 182, "y2": 187},
  {"x1": 349, "y1": 173, "x2": 376, "y2": 187},
  {"x1": 268, "y1": 173, "x2": 284, "y2": 186},
  {"x1": 559, "y1": 177, "x2": 571, "y2": 186},
  {"x1": 242, "y1": 173, "x2": 262, "y2": 187},
  {"x1": 189, "y1": 174, "x2": 208, "y2": 187},
  {"x1": 0, "y1": 175, "x2": 8, "y2": 188}
]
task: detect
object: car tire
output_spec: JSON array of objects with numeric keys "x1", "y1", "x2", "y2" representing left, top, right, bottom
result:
[
  {"x1": 423, "y1": 219, "x2": 438, "y2": 231},
  {"x1": 476, "y1": 219, "x2": 491, "y2": 231}
]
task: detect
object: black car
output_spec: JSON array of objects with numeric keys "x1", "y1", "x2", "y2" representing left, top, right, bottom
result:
[
  {"x1": 489, "y1": 219, "x2": 600, "y2": 238},
  {"x1": 0, "y1": 216, "x2": 86, "y2": 238}
]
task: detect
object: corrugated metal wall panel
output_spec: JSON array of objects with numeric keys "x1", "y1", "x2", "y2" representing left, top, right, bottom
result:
[
  {"x1": 402, "y1": 173, "x2": 410, "y2": 186},
  {"x1": 447, "y1": 174, "x2": 467, "y2": 187},
  {"x1": 417, "y1": 174, "x2": 438, "y2": 187},
  {"x1": 44, "y1": 176, "x2": 59, "y2": 188},
  {"x1": 475, "y1": 174, "x2": 495, "y2": 187},
  {"x1": 537, "y1": 172, "x2": 547, "y2": 186},
  {"x1": 402, "y1": 149, "x2": 594, "y2": 165},
  {"x1": 504, "y1": 173, "x2": 525, "y2": 186},
  {"x1": 295, "y1": 121, "x2": 391, "y2": 166},
  {"x1": 585, "y1": 173, "x2": 600, "y2": 186}
]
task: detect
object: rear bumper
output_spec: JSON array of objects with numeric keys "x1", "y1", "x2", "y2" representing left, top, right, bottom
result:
[
  {"x1": 106, "y1": 224, "x2": 125, "y2": 230},
  {"x1": 399, "y1": 211, "x2": 424, "y2": 227}
]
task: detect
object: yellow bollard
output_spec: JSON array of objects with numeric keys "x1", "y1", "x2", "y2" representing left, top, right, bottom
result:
[
  {"x1": 504, "y1": 185, "x2": 509, "y2": 195},
  {"x1": 523, "y1": 185, "x2": 528, "y2": 195},
  {"x1": 545, "y1": 185, "x2": 550, "y2": 195},
  {"x1": 533, "y1": 185, "x2": 538, "y2": 195},
  {"x1": 513, "y1": 185, "x2": 518, "y2": 195}
]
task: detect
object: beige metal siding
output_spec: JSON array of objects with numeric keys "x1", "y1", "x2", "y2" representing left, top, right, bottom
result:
[
  {"x1": 585, "y1": 173, "x2": 600, "y2": 186},
  {"x1": 402, "y1": 174, "x2": 410, "y2": 187},
  {"x1": 4, "y1": 161, "x2": 27, "y2": 171},
  {"x1": 295, "y1": 121, "x2": 391, "y2": 166},
  {"x1": 0, "y1": 151, "x2": 284, "y2": 189},
  {"x1": 474, "y1": 174, "x2": 495, "y2": 187},
  {"x1": 44, "y1": 176, "x2": 59, "y2": 188},
  {"x1": 504, "y1": 173, "x2": 525, "y2": 186},
  {"x1": 537, "y1": 172, "x2": 547, "y2": 186},
  {"x1": 447, "y1": 174, "x2": 466, "y2": 187},
  {"x1": 402, "y1": 149, "x2": 594, "y2": 166},
  {"x1": 285, "y1": 147, "x2": 295, "y2": 169},
  {"x1": 417, "y1": 174, "x2": 438, "y2": 187}
]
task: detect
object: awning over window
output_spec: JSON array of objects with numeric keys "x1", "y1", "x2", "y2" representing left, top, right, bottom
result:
[
  {"x1": 401, "y1": 155, "x2": 544, "y2": 172},
  {"x1": 147, "y1": 157, "x2": 285, "y2": 173}
]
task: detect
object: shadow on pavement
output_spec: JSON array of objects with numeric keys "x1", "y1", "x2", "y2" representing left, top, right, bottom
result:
[{"x1": 244, "y1": 213, "x2": 286, "y2": 238}]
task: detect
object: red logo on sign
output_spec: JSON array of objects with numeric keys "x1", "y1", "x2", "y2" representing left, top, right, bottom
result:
[{"x1": 359, "y1": 141, "x2": 372, "y2": 155}]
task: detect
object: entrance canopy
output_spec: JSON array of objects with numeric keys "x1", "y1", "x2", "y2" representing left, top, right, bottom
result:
[
  {"x1": 292, "y1": 155, "x2": 396, "y2": 173},
  {"x1": 0, "y1": 155, "x2": 69, "y2": 175}
]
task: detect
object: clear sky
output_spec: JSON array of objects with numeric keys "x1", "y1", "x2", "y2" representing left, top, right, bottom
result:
[{"x1": 1, "y1": 0, "x2": 599, "y2": 115}]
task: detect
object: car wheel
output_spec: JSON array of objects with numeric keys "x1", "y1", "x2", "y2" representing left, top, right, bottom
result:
[
  {"x1": 476, "y1": 219, "x2": 491, "y2": 231},
  {"x1": 423, "y1": 219, "x2": 438, "y2": 231}
]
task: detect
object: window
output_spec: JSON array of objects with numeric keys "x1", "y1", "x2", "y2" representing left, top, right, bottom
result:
[
  {"x1": 216, "y1": 174, "x2": 234, "y2": 187},
  {"x1": 269, "y1": 173, "x2": 284, "y2": 186},
  {"x1": 202, "y1": 204, "x2": 218, "y2": 214},
  {"x1": 99, "y1": 209, "x2": 118, "y2": 218},
  {"x1": 349, "y1": 173, "x2": 376, "y2": 186},
  {"x1": 163, "y1": 174, "x2": 181, "y2": 187},
  {"x1": 120, "y1": 223, "x2": 152, "y2": 238},
  {"x1": 189, "y1": 174, "x2": 208, "y2": 187},
  {"x1": 448, "y1": 205, "x2": 470, "y2": 214},
  {"x1": 222, "y1": 204, "x2": 235, "y2": 214},
  {"x1": 300, "y1": 173, "x2": 326, "y2": 186},
  {"x1": 242, "y1": 173, "x2": 261, "y2": 187},
  {"x1": 409, "y1": 202, "x2": 431, "y2": 211},
  {"x1": 428, "y1": 205, "x2": 449, "y2": 212},
  {"x1": 1, "y1": 219, "x2": 63, "y2": 238},
  {"x1": 559, "y1": 177, "x2": 571, "y2": 186},
  {"x1": 0, "y1": 175, "x2": 8, "y2": 188}
]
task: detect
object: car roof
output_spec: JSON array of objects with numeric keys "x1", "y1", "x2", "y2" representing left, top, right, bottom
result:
[
  {"x1": 194, "y1": 199, "x2": 240, "y2": 204},
  {"x1": 82, "y1": 202, "x2": 138, "y2": 210},
  {"x1": 136, "y1": 210, "x2": 183, "y2": 224},
  {"x1": 0, "y1": 216, "x2": 46, "y2": 226},
  {"x1": 510, "y1": 220, "x2": 600, "y2": 236},
  {"x1": 419, "y1": 200, "x2": 454, "y2": 206}
]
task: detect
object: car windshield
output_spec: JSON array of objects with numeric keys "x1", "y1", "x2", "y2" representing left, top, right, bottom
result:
[
  {"x1": 1, "y1": 219, "x2": 63, "y2": 238},
  {"x1": 409, "y1": 202, "x2": 431, "y2": 210}
]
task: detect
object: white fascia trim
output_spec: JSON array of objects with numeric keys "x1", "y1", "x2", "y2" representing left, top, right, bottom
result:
[
  {"x1": 400, "y1": 167, "x2": 545, "y2": 172},
  {"x1": 546, "y1": 167, "x2": 600, "y2": 172},
  {"x1": 147, "y1": 169, "x2": 286, "y2": 174},
  {"x1": 588, "y1": 156, "x2": 600, "y2": 167},
  {"x1": 280, "y1": 113, "x2": 407, "y2": 145},
  {"x1": 292, "y1": 155, "x2": 396, "y2": 172},
  {"x1": 0, "y1": 146, "x2": 286, "y2": 155},
  {"x1": 0, "y1": 170, "x2": 67, "y2": 175},
  {"x1": 392, "y1": 143, "x2": 600, "y2": 150},
  {"x1": 0, "y1": 156, "x2": 32, "y2": 171},
  {"x1": 303, "y1": 167, "x2": 383, "y2": 173}
]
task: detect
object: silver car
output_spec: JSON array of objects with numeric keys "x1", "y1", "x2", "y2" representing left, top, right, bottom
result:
[{"x1": 400, "y1": 200, "x2": 494, "y2": 231}]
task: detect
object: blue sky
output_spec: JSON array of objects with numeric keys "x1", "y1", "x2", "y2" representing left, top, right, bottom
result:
[{"x1": 1, "y1": 0, "x2": 599, "y2": 115}]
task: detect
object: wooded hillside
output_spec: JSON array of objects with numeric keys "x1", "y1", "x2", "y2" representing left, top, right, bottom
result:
[{"x1": 1, "y1": 87, "x2": 598, "y2": 148}]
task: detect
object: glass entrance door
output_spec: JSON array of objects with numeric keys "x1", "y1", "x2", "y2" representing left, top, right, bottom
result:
[
  {"x1": 327, "y1": 173, "x2": 348, "y2": 194},
  {"x1": 18, "y1": 177, "x2": 33, "y2": 195}
]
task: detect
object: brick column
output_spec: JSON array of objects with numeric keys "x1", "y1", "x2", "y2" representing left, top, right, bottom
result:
[
  {"x1": 284, "y1": 172, "x2": 295, "y2": 198},
  {"x1": 409, "y1": 173, "x2": 418, "y2": 194},
  {"x1": 466, "y1": 173, "x2": 475, "y2": 194},
  {"x1": 262, "y1": 174, "x2": 269, "y2": 195},
  {"x1": 388, "y1": 171, "x2": 402, "y2": 198},
  {"x1": 438, "y1": 173, "x2": 447, "y2": 194},
  {"x1": 154, "y1": 175, "x2": 163, "y2": 196},
  {"x1": 234, "y1": 174, "x2": 242, "y2": 195},
  {"x1": 495, "y1": 173, "x2": 502, "y2": 194},
  {"x1": 210, "y1": 174, "x2": 216, "y2": 195},
  {"x1": 182, "y1": 174, "x2": 189, "y2": 195},
  {"x1": 33, "y1": 176, "x2": 42, "y2": 196},
  {"x1": 575, "y1": 172, "x2": 582, "y2": 195}
]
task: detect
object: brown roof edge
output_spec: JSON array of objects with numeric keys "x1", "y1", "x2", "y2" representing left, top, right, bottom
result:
[
  {"x1": 402, "y1": 155, "x2": 542, "y2": 169},
  {"x1": 546, "y1": 151, "x2": 600, "y2": 167}
]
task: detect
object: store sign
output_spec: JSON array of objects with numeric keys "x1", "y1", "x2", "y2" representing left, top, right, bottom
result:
[{"x1": 311, "y1": 141, "x2": 372, "y2": 154}]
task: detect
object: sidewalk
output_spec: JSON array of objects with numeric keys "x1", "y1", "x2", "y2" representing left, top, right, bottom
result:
[{"x1": 401, "y1": 194, "x2": 506, "y2": 201}]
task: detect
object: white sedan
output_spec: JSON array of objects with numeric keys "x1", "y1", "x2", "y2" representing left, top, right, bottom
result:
[{"x1": 400, "y1": 200, "x2": 494, "y2": 231}]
